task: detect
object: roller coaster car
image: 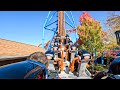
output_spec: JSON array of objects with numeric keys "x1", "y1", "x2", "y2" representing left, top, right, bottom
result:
[{"x1": 46, "y1": 34, "x2": 92, "y2": 78}]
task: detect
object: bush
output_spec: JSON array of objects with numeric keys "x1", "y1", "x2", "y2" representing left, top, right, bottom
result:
[
  {"x1": 87, "y1": 64, "x2": 108, "y2": 72},
  {"x1": 95, "y1": 64, "x2": 107, "y2": 71}
]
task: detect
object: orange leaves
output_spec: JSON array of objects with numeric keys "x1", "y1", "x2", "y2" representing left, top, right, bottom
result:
[
  {"x1": 77, "y1": 11, "x2": 105, "y2": 53},
  {"x1": 101, "y1": 31, "x2": 108, "y2": 36},
  {"x1": 79, "y1": 11, "x2": 92, "y2": 22},
  {"x1": 79, "y1": 11, "x2": 94, "y2": 25},
  {"x1": 101, "y1": 31, "x2": 109, "y2": 42},
  {"x1": 77, "y1": 30, "x2": 84, "y2": 36}
]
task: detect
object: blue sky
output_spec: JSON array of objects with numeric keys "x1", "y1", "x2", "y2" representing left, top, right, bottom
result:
[{"x1": 0, "y1": 11, "x2": 120, "y2": 47}]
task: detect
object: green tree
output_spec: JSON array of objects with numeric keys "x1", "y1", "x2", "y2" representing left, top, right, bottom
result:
[{"x1": 77, "y1": 11, "x2": 104, "y2": 56}]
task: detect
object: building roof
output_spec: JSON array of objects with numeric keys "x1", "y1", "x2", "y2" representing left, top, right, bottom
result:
[{"x1": 0, "y1": 38, "x2": 45, "y2": 56}]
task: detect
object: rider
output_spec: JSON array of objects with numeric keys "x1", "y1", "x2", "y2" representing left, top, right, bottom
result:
[{"x1": 0, "y1": 52, "x2": 48, "y2": 79}]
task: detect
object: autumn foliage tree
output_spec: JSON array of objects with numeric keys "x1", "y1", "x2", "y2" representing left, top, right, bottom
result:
[
  {"x1": 103, "y1": 30, "x2": 119, "y2": 50},
  {"x1": 106, "y1": 12, "x2": 120, "y2": 31},
  {"x1": 77, "y1": 11, "x2": 105, "y2": 56},
  {"x1": 105, "y1": 12, "x2": 120, "y2": 50}
]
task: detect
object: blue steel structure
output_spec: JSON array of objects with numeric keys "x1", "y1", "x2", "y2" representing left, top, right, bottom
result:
[{"x1": 42, "y1": 11, "x2": 78, "y2": 50}]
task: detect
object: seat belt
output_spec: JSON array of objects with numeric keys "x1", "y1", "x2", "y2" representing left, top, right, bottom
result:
[{"x1": 24, "y1": 66, "x2": 43, "y2": 79}]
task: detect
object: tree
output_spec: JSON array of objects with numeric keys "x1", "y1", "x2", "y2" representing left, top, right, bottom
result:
[
  {"x1": 77, "y1": 11, "x2": 105, "y2": 57},
  {"x1": 106, "y1": 12, "x2": 120, "y2": 31},
  {"x1": 103, "y1": 31, "x2": 119, "y2": 51},
  {"x1": 105, "y1": 12, "x2": 120, "y2": 50}
]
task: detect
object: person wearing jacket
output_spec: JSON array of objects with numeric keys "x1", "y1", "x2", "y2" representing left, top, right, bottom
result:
[{"x1": 0, "y1": 52, "x2": 48, "y2": 79}]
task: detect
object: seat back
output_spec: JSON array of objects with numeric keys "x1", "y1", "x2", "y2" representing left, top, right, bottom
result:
[{"x1": 78, "y1": 59, "x2": 91, "y2": 77}]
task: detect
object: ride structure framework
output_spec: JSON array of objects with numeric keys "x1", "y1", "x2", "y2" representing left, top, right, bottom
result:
[
  {"x1": 42, "y1": 11, "x2": 78, "y2": 50},
  {"x1": 43, "y1": 11, "x2": 92, "y2": 79}
]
